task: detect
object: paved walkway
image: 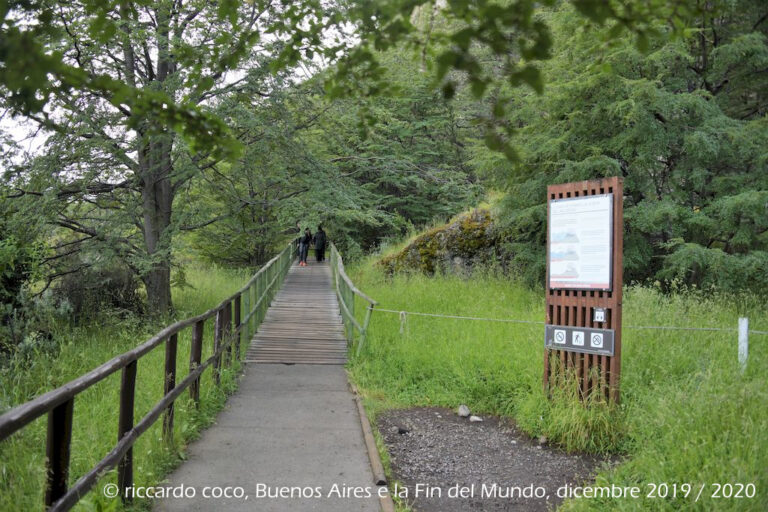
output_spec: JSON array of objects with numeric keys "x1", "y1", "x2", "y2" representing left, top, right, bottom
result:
[{"x1": 157, "y1": 261, "x2": 380, "y2": 512}]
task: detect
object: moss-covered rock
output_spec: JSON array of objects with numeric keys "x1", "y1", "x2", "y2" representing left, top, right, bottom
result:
[{"x1": 378, "y1": 209, "x2": 500, "y2": 275}]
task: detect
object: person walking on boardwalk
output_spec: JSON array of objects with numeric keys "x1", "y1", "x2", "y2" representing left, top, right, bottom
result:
[
  {"x1": 298, "y1": 227, "x2": 312, "y2": 266},
  {"x1": 313, "y1": 225, "x2": 327, "y2": 262}
]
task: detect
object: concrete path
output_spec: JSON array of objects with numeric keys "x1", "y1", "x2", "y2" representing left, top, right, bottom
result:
[{"x1": 157, "y1": 261, "x2": 381, "y2": 512}]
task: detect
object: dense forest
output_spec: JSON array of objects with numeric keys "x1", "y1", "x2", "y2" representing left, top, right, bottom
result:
[{"x1": 1, "y1": 0, "x2": 766, "y2": 355}]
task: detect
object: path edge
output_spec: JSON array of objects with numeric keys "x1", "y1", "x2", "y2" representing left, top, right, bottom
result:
[{"x1": 347, "y1": 377, "x2": 396, "y2": 512}]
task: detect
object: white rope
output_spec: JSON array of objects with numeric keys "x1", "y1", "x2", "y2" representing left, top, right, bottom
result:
[
  {"x1": 375, "y1": 308, "x2": 543, "y2": 325},
  {"x1": 624, "y1": 325, "x2": 732, "y2": 332},
  {"x1": 373, "y1": 307, "x2": 766, "y2": 334}
]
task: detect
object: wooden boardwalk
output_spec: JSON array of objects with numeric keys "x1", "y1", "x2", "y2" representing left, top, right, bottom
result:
[{"x1": 245, "y1": 260, "x2": 348, "y2": 364}]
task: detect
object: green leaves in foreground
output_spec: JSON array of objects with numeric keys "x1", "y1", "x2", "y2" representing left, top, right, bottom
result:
[
  {"x1": 2, "y1": 0, "x2": 708, "y2": 161},
  {"x1": 0, "y1": 0, "x2": 246, "y2": 160}
]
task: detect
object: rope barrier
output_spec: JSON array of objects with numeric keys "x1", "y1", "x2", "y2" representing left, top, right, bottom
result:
[
  {"x1": 376, "y1": 308, "x2": 544, "y2": 325},
  {"x1": 373, "y1": 307, "x2": 768, "y2": 334}
]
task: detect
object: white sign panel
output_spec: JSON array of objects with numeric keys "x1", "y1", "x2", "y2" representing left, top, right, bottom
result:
[{"x1": 549, "y1": 193, "x2": 613, "y2": 290}]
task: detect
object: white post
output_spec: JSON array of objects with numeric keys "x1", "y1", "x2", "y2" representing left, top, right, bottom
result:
[{"x1": 738, "y1": 317, "x2": 748, "y2": 373}]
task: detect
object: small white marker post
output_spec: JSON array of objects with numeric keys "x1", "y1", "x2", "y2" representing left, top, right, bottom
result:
[{"x1": 738, "y1": 317, "x2": 749, "y2": 373}]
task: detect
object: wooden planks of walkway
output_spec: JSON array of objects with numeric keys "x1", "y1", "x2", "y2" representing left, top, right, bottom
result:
[{"x1": 245, "y1": 260, "x2": 348, "y2": 364}]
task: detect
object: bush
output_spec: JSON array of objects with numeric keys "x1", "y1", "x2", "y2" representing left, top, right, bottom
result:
[
  {"x1": 53, "y1": 266, "x2": 144, "y2": 322},
  {"x1": 658, "y1": 243, "x2": 768, "y2": 294}
]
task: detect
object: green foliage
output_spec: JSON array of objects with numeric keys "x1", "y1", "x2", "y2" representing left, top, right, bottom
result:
[
  {"x1": 312, "y1": 50, "x2": 482, "y2": 253},
  {"x1": 188, "y1": 84, "x2": 332, "y2": 266},
  {"x1": 52, "y1": 265, "x2": 144, "y2": 322},
  {"x1": 1, "y1": 0, "x2": 699, "y2": 163},
  {"x1": 1, "y1": 0, "x2": 306, "y2": 312},
  {"x1": 271, "y1": 0, "x2": 700, "y2": 155},
  {"x1": 0, "y1": 193, "x2": 47, "y2": 352},
  {"x1": 0, "y1": 0, "x2": 249, "y2": 159},
  {"x1": 474, "y1": 2, "x2": 768, "y2": 291}
]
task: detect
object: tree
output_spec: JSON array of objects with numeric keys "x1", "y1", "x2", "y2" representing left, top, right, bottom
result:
[
  {"x1": 4, "y1": 1, "x2": 285, "y2": 313},
  {"x1": 190, "y1": 80, "x2": 338, "y2": 266},
  {"x1": 314, "y1": 49, "x2": 481, "y2": 250},
  {"x1": 270, "y1": 0, "x2": 703, "y2": 156},
  {"x1": 480, "y1": 1, "x2": 768, "y2": 291},
  {"x1": 0, "y1": 193, "x2": 45, "y2": 352},
  {"x1": 2, "y1": 1, "x2": 699, "y2": 160}
]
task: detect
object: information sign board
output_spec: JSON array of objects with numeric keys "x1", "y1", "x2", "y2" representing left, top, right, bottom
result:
[
  {"x1": 543, "y1": 177, "x2": 623, "y2": 403},
  {"x1": 548, "y1": 194, "x2": 613, "y2": 290}
]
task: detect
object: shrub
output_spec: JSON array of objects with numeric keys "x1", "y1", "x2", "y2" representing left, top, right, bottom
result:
[{"x1": 53, "y1": 265, "x2": 144, "y2": 322}]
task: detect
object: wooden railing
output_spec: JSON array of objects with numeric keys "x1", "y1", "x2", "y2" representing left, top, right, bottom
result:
[
  {"x1": 0, "y1": 241, "x2": 297, "y2": 511},
  {"x1": 329, "y1": 243, "x2": 377, "y2": 356}
]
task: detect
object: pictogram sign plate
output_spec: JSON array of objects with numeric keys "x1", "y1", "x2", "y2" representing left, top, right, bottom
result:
[{"x1": 544, "y1": 325, "x2": 615, "y2": 356}]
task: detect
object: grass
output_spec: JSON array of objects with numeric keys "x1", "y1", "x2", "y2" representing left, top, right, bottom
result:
[
  {"x1": 0, "y1": 265, "x2": 254, "y2": 511},
  {"x1": 346, "y1": 261, "x2": 768, "y2": 511}
]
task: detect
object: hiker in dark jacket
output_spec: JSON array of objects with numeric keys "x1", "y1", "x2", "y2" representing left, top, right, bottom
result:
[
  {"x1": 298, "y1": 228, "x2": 312, "y2": 266},
  {"x1": 313, "y1": 226, "x2": 327, "y2": 262}
]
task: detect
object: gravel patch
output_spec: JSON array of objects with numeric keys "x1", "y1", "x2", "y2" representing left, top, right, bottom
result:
[{"x1": 377, "y1": 407, "x2": 607, "y2": 511}]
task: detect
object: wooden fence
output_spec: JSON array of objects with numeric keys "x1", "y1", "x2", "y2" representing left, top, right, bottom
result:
[
  {"x1": 0, "y1": 241, "x2": 296, "y2": 511},
  {"x1": 329, "y1": 243, "x2": 377, "y2": 356}
]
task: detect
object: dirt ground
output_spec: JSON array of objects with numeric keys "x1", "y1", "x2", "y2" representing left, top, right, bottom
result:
[{"x1": 377, "y1": 407, "x2": 608, "y2": 511}]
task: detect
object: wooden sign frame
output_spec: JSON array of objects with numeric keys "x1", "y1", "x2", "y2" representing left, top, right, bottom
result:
[{"x1": 544, "y1": 177, "x2": 623, "y2": 403}]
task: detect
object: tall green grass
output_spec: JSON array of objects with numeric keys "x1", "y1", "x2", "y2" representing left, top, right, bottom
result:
[
  {"x1": 347, "y1": 263, "x2": 768, "y2": 511},
  {"x1": 0, "y1": 265, "x2": 253, "y2": 511}
]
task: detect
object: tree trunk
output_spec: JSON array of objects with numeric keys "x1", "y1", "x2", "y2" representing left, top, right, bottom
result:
[
  {"x1": 139, "y1": 132, "x2": 174, "y2": 314},
  {"x1": 142, "y1": 261, "x2": 172, "y2": 313}
]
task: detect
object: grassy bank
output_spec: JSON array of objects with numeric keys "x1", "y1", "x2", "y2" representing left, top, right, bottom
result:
[
  {"x1": 347, "y1": 261, "x2": 768, "y2": 511},
  {"x1": 0, "y1": 265, "x2": 252, "y2": 511}
]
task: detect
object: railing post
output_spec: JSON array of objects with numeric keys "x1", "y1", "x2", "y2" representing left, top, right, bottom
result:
[
  {"x1": 248, "y1": 278, "x2": 259, "y2": 332},
  {"x1": 254, "y1": 276, "x2": 261, "y2": 326},
  {"x1": 268, "y1": 262, "x2": 273, "y2": 297},
  {"x1": 738, "y1": 317, "x2": 748, "y2": 373},
  {"x1": 348, "y1": 285, "x2": 355, "y2": 341},
  {"x1": 234, "y1": 294, "x2": 242, "y2": 360},
  {"x1": 243, "y1": 288, "x2": 250, "y2": 345},
  {"x1": 163, "y1": 333, "x2": 177, "y2": 444},
  {"x1": 258, "y1": 273, "x2": 266, "y2": 322},
  {"x1": 44, "y1": 397, "x2": 74, "y2": 509},
  {"x1": 214, "y1": 309, "x2": 222, "y2": 386},
  {"x1": 189, "y1": 320, "x2": 204, "y2": 407},
  {"x1": 356, "y1": 304, "x2": 376, "y2": 357},
  {"x1": 224, "y1": 301, "x2": 232, "y2": 366},
  {"x1": 117, "y1": 360, "x2": 137, "y2": 503}
]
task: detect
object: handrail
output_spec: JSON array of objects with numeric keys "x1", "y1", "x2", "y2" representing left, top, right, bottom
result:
[
  {"x1": 329, "y1": 242, "x2": 377, "y2": 357},
  {"x1": 0, "y1": 240, "x2": 297, "y2": 511},
  {"x1": 337, "y1": 264, "x2": 377, "y2": 306}
]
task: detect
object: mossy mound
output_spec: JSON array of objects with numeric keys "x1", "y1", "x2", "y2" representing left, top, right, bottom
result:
[{"x1": 378, "y1": 209, "x2": 500, "y2": 275}]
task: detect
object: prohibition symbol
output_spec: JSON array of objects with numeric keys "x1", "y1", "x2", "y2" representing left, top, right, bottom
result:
[
  {"x1": 554, "y1": 329, "x2": 566, "y2": 344},
  {"x1": 591, "y1": 333, "x2": 603, "y2": 348}
]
